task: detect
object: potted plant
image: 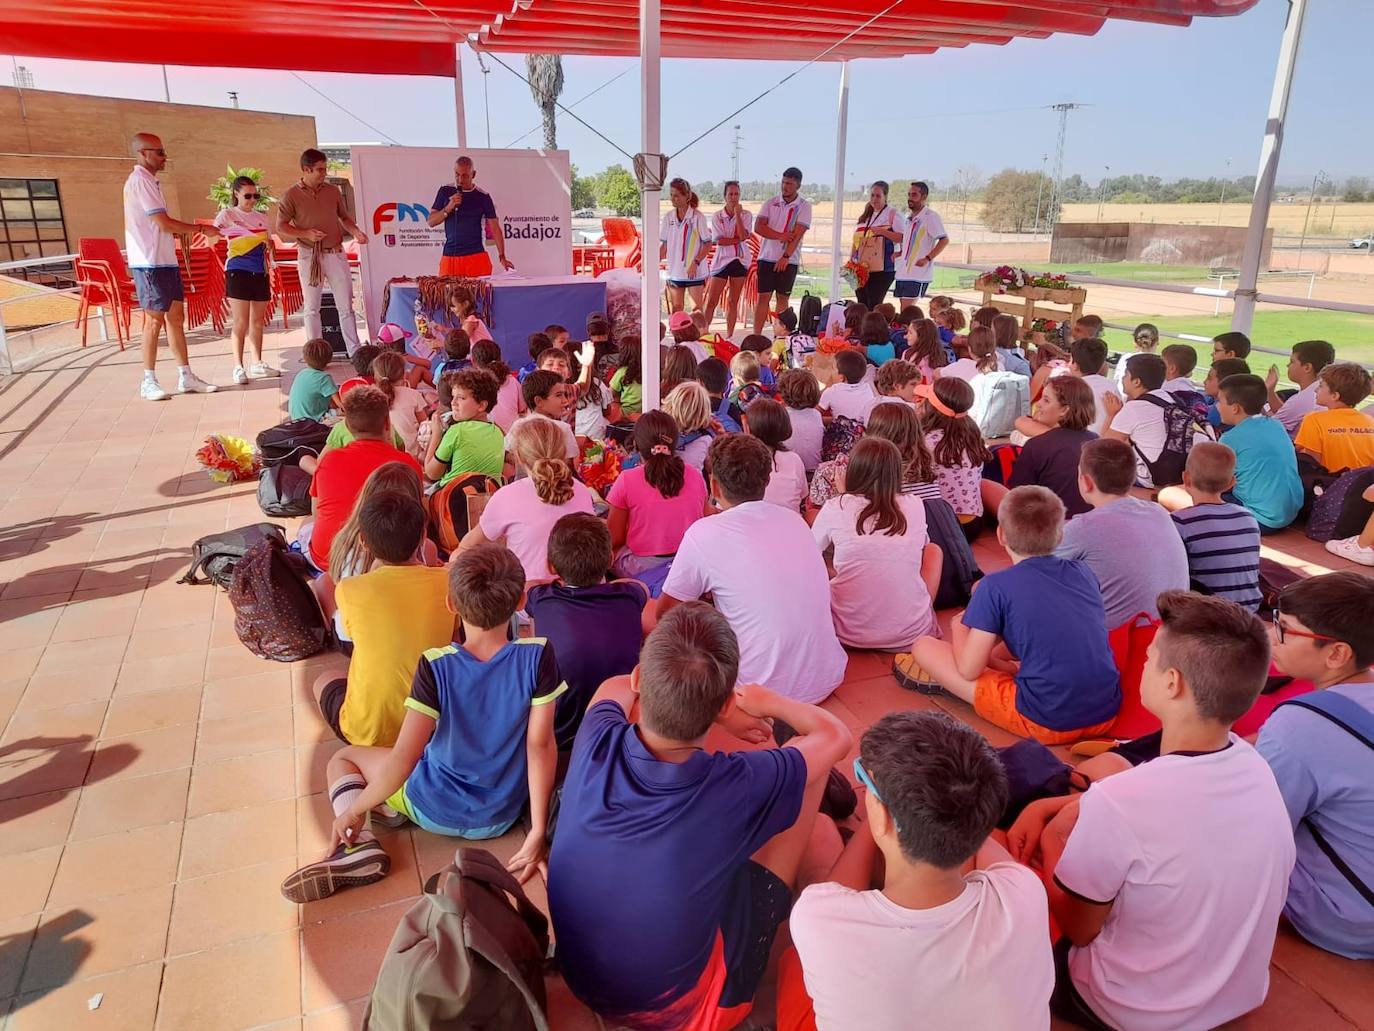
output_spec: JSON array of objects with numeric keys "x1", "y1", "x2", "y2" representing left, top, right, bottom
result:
[{"x1": 208, "y1": 166, "x2": 275, "y2": 211}]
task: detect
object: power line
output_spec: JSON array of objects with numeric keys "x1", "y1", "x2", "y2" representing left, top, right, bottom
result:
[
  {"x1": 505, "y1": 65, "x2": 637, "y2": 149},
  {"x1": 289, "y1": 72, "x2": 402, "y2": 145}
]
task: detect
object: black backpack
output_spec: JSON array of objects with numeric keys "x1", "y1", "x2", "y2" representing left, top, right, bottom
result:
[
  {"x1": 256, "y1": 418, "x2": 330, "y2": 468},
  {"x1": 1130, "y1": 391, "x2": 1210, "y2": 488},
  {"x1": 798, "y1": 292, "x2": 822, "y2": 337},
  {"x1": 228, "y1": 535, "x2": 332, "y2": 662},
  {"x1": 257, "y1": 463, "x2": 313, "y2": 518},
  {"x1": 923, "y1": 497, "x2": 983, "y2": 608},
  {"x1": 179, "y1": 523, "x2": 286, "y2": 588}
]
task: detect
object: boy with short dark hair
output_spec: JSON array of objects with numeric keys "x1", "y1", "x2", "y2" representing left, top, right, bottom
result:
[
  {"x1": 1212, "y1": 330, "x2": 1252, "y2": 361},
  {"x1": 1294, "y1": 361, "x2": 1374, "y2": 473},
  {"x1": 1102, "y1": 352, "x2": 1210, "y2": 487},
  {"x1": 1008, "y1": 591, "x2": 1294, "y2": 1031},
  {"x1": 518, "y1": 331, "x2": 552, "y2": 382},
  {"x1": 505, "y1": 368, "x2": 578, "y2": 460},
  {"x1": 548, "y1": 602, "x2": 852, "y2": 1030},
  {"x1": 536, "y1": 346, "x2": 573, "y2": 382},
  {"x1": 338, "y1": 343, "x2": 381, "y2": 396},
  {"x1": 740, "y1": 333, "x2": 779, "y2": 388},
  {"x1": 782, "y1": 711, "x2": 1054, "y2": 1030},
  {"x1": 1268, "y1": 338, "x2": 1336, "y2": 435},
  {"x1": 817, "y1": 349, "x2": 876, "y2": 423},
  {"x1": 1210, "y1": 374, "x2": 1301, "y2": 530},
  {"x1": 283, "y1": 542, "x2": 561, "y2": 903},
  {"x1": 1160, "y1": 343, "x2": 1199, "y2": 392},
  {"x1": 431, "y1": 327, "x2": 471, "y2": 383},
  {"x1": 902, "y1": 485, "x2": 1122, "y2": 743},
  {"x1": 526, "y1": 514, "x2": 649, "y2": 750},
  {"x1": 1167, "y1": 442, "x2": 1262, "y2": 610},
  {"x1": 1067, "y1": 337, "x2": 1118, "y2": 436},
  {"x1": 545, "y1": 323, "x2": 570, "y2": 348},
  {"x1": 698, "y1": 356, "x2": 743, "y2": 432},
  {"x1": 289, "y1": 337, "x2": 342, "y2": 422},
  {"x1": 424, "y1": 367, "x2": 505, "y2": 485}
]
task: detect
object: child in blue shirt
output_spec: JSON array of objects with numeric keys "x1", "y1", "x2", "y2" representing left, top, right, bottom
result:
[
  {"x1": 280, "y1": 543, "x2": 561, "y2": 903},
  {"x1": 1212, "y1": 373, "x2": 1302, "y2": 530},
  {"x1": 899, "y1": 485, "x2": 1121, "y2": 743},
  {"x1": 517, "y1": 331, "x2": 551, "y2": 383},
  {"x1": 288, "y1": 337, "x2": 341, "y2": 422}
]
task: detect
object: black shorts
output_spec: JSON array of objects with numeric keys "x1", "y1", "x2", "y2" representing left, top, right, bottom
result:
[
  {"x1": 716, "y1": 861, "x2": 793, "y2": 1009},
  {"x1": 226, "y1": 269, "x2": 271, "y2": 302},
  {"x1": 756, "y1": 261, "x2": 799, "y2": 298},
  {"x1": 1051, "y1": 938, "x2": 1114, "y2": 1030},
  {"x1": 712, "y1": 259, "x2": 749, "y2": 280},
  {"x1": 318, "y1": 677, "x2": 349, "y2": 743},
  {"x1": 893, "y1": 279, "x2": 933, "y2": 299},
  {"x1": 666, "y1": 277, "x2": 706, "y2": 289}
]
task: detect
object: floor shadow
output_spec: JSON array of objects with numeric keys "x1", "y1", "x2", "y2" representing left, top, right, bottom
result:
[
  {"x1": 2, "y1": 549, "x2": 183, "y2": 611},
  {"x1": 3, "y1": 909, "x2": 95, "y2": 1009},
  {"x1": 0, "y1": 736, "x2": 139, "y2": 822}
]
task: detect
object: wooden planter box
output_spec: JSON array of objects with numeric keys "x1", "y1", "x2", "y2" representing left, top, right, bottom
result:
[{"x1": 976, "y1": 279, "x2": 1088, "y2": 335}]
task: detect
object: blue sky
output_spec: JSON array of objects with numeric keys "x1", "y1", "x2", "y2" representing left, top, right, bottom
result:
[{"x1": 4, "y1": 0, "x2": 1370, "y2": 192}]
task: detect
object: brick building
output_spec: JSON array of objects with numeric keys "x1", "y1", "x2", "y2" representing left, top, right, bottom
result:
[{"x1": 0, "y1": 86, "x2": 317, "y2": 264}]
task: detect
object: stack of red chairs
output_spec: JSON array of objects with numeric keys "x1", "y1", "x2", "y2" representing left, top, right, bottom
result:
[
  {"x1": 742, "y1": 235, "x2": 763, "y2": 311},
  {"x1": 178, "y1": 229, "x2": 229, "y2": 334},
  {"x1": 600, "y1": 218, "x2": 641, "y2": 269},
  {"x1": 268, "y1": 237, "x2": 303, "y2": 328},
  {"x1": 76, "y1": 238, "x2": 139, "y2": 345}
]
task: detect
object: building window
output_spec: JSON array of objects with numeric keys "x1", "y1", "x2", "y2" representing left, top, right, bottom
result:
[{"x1": 1, "y1": 178, "x2": 73, "y2": 282}]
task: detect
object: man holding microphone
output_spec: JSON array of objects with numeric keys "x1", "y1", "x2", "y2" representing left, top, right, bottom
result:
[{"x1": 428, "y1": 155, "x2": 514, "y2": 277}]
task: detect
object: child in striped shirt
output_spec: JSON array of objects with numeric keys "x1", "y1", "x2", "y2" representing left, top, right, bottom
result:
[{"x1": 1170, "y1": 442, "x2": 1262, "y2": 611}]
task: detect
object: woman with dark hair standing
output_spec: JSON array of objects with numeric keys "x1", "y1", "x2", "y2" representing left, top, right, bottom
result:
[
  {"x1": 214, "y1": 175, "x2": 278, "y2": 384},
  {"x1": 659, "y1": 177, "x2": 711, "y2": 314},
  {"x1": 702, "y1": 180, "x2": 753, "y2": 338},
  {"x1": 850, "y1": 181, "x2": 903, "y2": 307}
]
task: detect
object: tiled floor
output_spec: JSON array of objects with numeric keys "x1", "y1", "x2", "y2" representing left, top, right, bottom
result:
[{"x1": 0, "y1": 326, "x2": 1370, "y2": 1030}]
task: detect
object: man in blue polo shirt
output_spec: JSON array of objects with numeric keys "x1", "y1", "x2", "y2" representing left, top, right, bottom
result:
[{"x1": 428, "y1": 155, "x2": 514, "y2": 277}]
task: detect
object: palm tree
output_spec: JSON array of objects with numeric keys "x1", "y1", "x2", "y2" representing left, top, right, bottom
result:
[{"x1": 525, "y1": 54, "x2": 564, "y2": 150}]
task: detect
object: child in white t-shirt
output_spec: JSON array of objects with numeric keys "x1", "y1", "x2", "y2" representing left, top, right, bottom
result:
[
  {"x1": 744, "y1": 397, "x2": 808, "y2": 513},
  {"x1": 783, "y1": 711, "x2": 1054, "y2": 1031},
  {"x1": 778, "y1": 368, "x2": 825, "y2": 472},
  {"x1": 817, "y1": 350, "x2": 877, "y2": 424}
]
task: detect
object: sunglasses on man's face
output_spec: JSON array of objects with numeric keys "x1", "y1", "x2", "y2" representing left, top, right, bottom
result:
[{"x1": 141, "y1": 148, "x2": 167, "y2": 157}]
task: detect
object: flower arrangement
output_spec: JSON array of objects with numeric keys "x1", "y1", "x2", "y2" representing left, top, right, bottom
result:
[
  {"x1": 977, "y1": 266, "x2": 1073, "y2": 293},
  {"x1": 1029, "y1": 318, "x2": 1059, "y2": 336},
  {"x1": 195, "y1": 434, "x2": 259, "y2": 483},
  {"x1": 840, "y1": 259, "x2": 870, "y2": 291},
  {"x1": 817, "y1": 336, "x2": 861, "y2": 356},
  {"x1": 578, "y1": 440, "x2": 625, "y2": 494}
]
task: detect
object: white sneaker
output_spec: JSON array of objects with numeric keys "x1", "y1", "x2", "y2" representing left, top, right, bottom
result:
[
  {"x1": 249, "y1": 361, "x2": 281, "y2": 378},
  {"x1": 1324, "y1": 536, "x2": 1374, "y2": 567},
  {"x1": 140, "y1": 378, "x2": 170, "y2": 402},
  {"x1": 232, "y1": 366, "x2": 249, "y2": 386},
  {"x1": 177, "y1": 370, "x2": 219, "y2": 394}
]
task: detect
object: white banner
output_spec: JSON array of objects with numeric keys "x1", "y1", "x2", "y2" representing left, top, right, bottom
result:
[{"x1": 351, "y1": 146, "x2": 573, "y2": 335}]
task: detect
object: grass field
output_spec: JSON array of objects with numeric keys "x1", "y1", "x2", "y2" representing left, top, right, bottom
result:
[
  {"x1": 1060, "y1": 202, "x2": 1374, "y2": 239},
  {"x1": 1101, "y1": 310, "x2": 1374, "y2": 370}
]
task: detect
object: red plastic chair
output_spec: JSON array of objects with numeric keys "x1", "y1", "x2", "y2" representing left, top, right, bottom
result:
[
  {"x1": 269, "y1": 243, "x2": 303, "y2": 329},
  {"x1": 74, "y1": 258, "x2": 128, "y2": 349},
  {"x1": 601, "y1": 217, "x2": 641, "y2": 269},
  {"x1": 78, "y1": 237, "x2": 138, "y2": 331}
]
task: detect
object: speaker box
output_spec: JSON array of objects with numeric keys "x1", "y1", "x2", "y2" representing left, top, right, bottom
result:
[{"x1": 320, "y1": 291, "x2": 347, "y2": 355}]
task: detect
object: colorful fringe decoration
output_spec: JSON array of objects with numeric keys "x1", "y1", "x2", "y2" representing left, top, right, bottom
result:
[{"x1": 195, "y1": 434, "x2": 260, "y2": 483}]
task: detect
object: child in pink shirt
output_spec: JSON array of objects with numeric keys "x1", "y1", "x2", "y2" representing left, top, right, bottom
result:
[{"x1": 607, "y1": 410, "x2": 709, "y2": 579}]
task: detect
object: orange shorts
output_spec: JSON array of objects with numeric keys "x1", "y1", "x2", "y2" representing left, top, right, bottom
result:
[
  {"x1": 775, "y1": 947, "x2": 818, "y2": 1031},
  {"x1": 439, "y1": 252, "x2": 493, "y2": 278},
  {"x1": 973, "y1": 669, "x2": 1115, "y2": 745}
]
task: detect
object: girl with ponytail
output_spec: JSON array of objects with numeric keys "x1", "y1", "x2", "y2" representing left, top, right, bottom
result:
[
  {"x1": 920, "y1": 376, "x2": 994, "y2": 530},
  {"x1": 606, "y1": 409, "x2": 710, "y2": 579},
  {"x1": 459, "y1": 417, "x2": 594, "y2": 581},
  {"x1": 369, "y1": 350, "x2": 428, "y2": 457},
  {"x1": 660, "y1": 177, "x2": 711, "y2": 314}
]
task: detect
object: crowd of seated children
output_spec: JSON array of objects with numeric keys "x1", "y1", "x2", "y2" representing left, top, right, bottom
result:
[
  {"x1": 811, "y1": 437, "x2": 940, "y2": 651},
  {"x1": 919, "y1": 377, "x2": 992, "y2": 529},
  {"x1": 777, "y1": 368, "x2": 823, "y2": 471},
  {"x1": 610, "y1": 336, "x2": 644, "y2": 419},
  {"x1": 1102, "y1": 352, "x2": 1211, "y2": 488},
  {"x1": 313, "y1": 488, "x2": 455, "y2": 749},
  {"x1": 663, "y1": 381, "x2": 716, "y2": 470},
  {"x1": 782, "y1": 711, "x2": 1054, "y2": 1031},
  {"x1": 1113, "y1": 322, "x2": 1159, "y2": 389},
  {"x1": 338, "y1": 343, "x2": 380, "y2": 397},
  {"x1": 744, "y1": 397, "x2": 808, "y2": 513},
  {"x1": 284, "y1": 543, "x2": 559, "y2": 903},
  {"x1": 470, "y1": 339, "x2": 524, "y2": 433},
  {"x1": 370, "y1": 350, "x2": 427, "y2": 459},
  {"x1": 818, "y1": 349, "x2": 877, "y2": 425},
  {"x1": 461, "y1": 417, "x2": 595, "y2": 583},
  {"x1": 518, "y1": 332, "x2": 551, "y2": 383},
  {"x1": 526, "y1": 514, "x2": 649, "y2": 751},
  {"x1": 606, "y1": 410, "x2": 709, "y2": 581},
  {"x1": 660, "y1": 344, "x2": 700, "y2": 397},
  {"x1": 901, "y1": 318, "x2": 947, "y2": 382},
  {"x1": 809, "y1": 400, "x2": 941, "y2": 509},
  {"x1": 1009, "y1": 591, "x2": 1294, "y2": 1031},
  {"x1": 859, "y1": 311, "x2": 897, "y2": 366},
  {"x1": 1267, "y1": 338, "x2": 1335, "y2": 435},
  {"x1": 1160, "y1": 343, "x2": 1201, "y2": 394},
  {"x1": 992, "y1": 313, "x2": 1033, "y2": 377},
  {"x1": 1294, "y1": 361, "x2": 1374, "y2": 477},
  {"x1": 289, "y1": 337, "x2": 342, "y2": 422},
  {"x1": 1166, "y1": 443, "x2": 1263, "y2": 611},
  {"x1": 696, "y1": 355, "x2": 743, "y2": 433},
  {"x1": 505, "y1": 369, "x2": 578, "y2": 464},
  {"x1": 900, "y1": 485, "x2": 1121, "y2": 744},
  {"x1": 572, "y1": 340, "x2": 617, "y2": 442},
  {"x1": 301, "y1": 386, "x2": 423, "y2": 573},
  {"x1": 423, "y1": 368, "x2": 506, "y2": 488},
  {"x1": 872, "y1": 358, "x2": 920, "y2": 410},
  {"x1": 1054, "y1": 438, "x2": 1188, "y2": 626},
  {"x1": 1259, "y1": 572, "x2": 1374, "y2": 958},
  {"x1": 660, "y1": 434, "x2": 847, "y2": 704},
  {"x1": 1005, "y1": 375, "x2": 1097, "y2": 517},
  {"x1": 547, "y1": 603, "x2": 852, "y2": 1031}
]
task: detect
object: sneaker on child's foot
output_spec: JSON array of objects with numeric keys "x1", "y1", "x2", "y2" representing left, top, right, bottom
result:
[
  {"x1": 140, "y1": 378, "x2": 170, "y2": 402},
  {"x1": 280, "y1": 838, "x2": 389, "y2": 903},
  {"x1": 177, "y1": 370, "x2": 219, "y2": 394},
  {"x1": 892, "y1": 653, "x2": 944, "y2": 695},
  {"x1": 1325, "y1": 535, "x2": 1374, "y2": 567},
  {"x1": 249, "y1": 361, "x2": 281, "y2": 378},
  {"x1": 232, "y1": 366, "x2": 249, "y2": 386}
]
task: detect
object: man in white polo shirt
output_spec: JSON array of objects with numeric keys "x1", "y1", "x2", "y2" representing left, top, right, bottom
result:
[
  {"x1": 893, "y1": 181, "x2": 948, "y2": 303},
  {"x1": 124, "y1": 133, "x2": 220, "y2": 401},
  {"x1": 752, "y1": 167, "x2": 812, "y2": 335}
]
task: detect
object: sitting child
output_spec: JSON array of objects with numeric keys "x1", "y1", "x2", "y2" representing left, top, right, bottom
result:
[
  {"x1": 526, "y1": 514, "x2": 649, "y2": 750},
  {"x1": 663, "y1": 381, "x2": 717, "y2": 471},
  {"x1": 1212, "y1": 329, "x2": 1252, "y2": 363},
  {"x1": 505, "y1": 369, "x2": 578, "y2": 463},
  {"x1": 1203, "y1": 356, "x2": 1252, "y2": 431},
  {"x1": 783, "y1": 712, "x2": 1053, "y2": 1030},
  {"x1": 313, "y1": 491, "x2": 455, "y2": 748},
  {"x1": 338, "y1": 343, "x2": 381, "y2": 397},
  {"x1": 283, "y1": 542, "x2": 558, "y2": 903},
  {"x1": 517, "y1": 331, "x2": 551, "y2": 383},
  {"x1": 992, "y1": 313, "x2": 1033, "y2": 377},
  {"x1": 1113, "y1": 322, "x2": 1159, "y2": 390},
  {"x1": 920, "y1": 377, "x2": 993, "y2": 526},
  {"x1": 371, "y1": 350, "x2": 428, "y2": 459},
  {"x1": 573, "y1": 340, "x2": 617, "y2": 443},
  {"x1": 667, "y1": 311, "x2": 709, "y2": 363},
  {"x1": 729, "y1": 349, "x2": 767, "y2": 407},
  {"x1": 1294, "y1": 361, "x2": 1374, "y2": 475},
  {"x1": 1259, "y1": 572, "x2": 1374, "y2": 958},
  {"x1": 610, "y1": 337, "x2": 644, "y2": 419},
  {"x1": 901, "y1": 485, "x2": 1122, "y2": 744},
  {"x1": 859, "y1": 311, "x2": 897, "y2": 366},
  {"x1": 817, "y1": 349, "x2": 877, "y2": 424},
  {"x1": 545, "y1": 322, "x2": 570, "y2": 349},
  {"x1": 1008, "y1": 591, "x2": 1294, "y2": 1031},
  {"x1": 872, "y1": 358, "x2": 921, "y2": 410},
  {"x1": 471, "y1": 339, "x2": 524, "y2": 434},
  {"x1": 1268, "y1": 338, "x2": 1336, "y2": 436},
  {"x1": 1102, "y1": 352, "x2": 1211, "y2": 488},
  {"x1": 901, "y1": 318, "x2": 947, "y2": 382},
  {"x1": 778, "y1": 368, "x2": 823, "y2": 471},
  {"x1": 289, "y1": 337, "x2": 342, "y2": 422},
  {"x1": 1005, "y1": 375, "x2": 1097, "y2": 517},
  {"x1": 547, "y1": 603, "x2": 852, "y2": 1030},
  {"x1": 430, "y1": 328, "x2": 471, "y2": 383},
  {"x1": 744, "y1": 396, "x2": 808, "y2": 513},
  {"x1": 423, "y1": 368, "x2": 505, "y2": 486},
  {"x1": 699, "y1": 356, "x2": 744, "y2": 433},
  {"x1": 1167, "y1": 442, "x2": 1262, "y2": 611},
  {"x1": 740, "y1": 334, "x2": 780, "y2": 389},
  {"x1": 1160, "y1": 343, "x2": 1201, "y2": 393}
]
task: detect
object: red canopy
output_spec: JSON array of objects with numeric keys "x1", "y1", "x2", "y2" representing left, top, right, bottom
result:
[{"x1": 4, "y1": 0, "x2": 1258, "y2": 72}]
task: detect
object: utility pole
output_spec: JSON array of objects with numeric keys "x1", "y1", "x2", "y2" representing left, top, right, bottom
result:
[
  {"x1": 1032, "y1": 153, "x2": 1048, "y2": 235},
  {"x1": 1297, "y1": 168, "x2": 1324, "y2": 271},
  {"x1": 731, "y1": 125, "x2": 742, "y2": 182},
  {"x1": 1046, "y1": 102, "x2": 1086, "y2": 236},
  {"x1": 1216, "y1": 157, "x2": 1231, "y2": 225},
  {"x1": 1097, "y1": 165, "x2": 1110, "y2": 221}
]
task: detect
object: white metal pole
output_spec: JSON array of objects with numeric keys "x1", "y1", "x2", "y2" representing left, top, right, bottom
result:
[
  {"x1": 640, "y1": 0, "x2": 663, "y2": 411},
  {"x1": 1233, "y1": 0, "x2": 1306, "y2": 335},
  {"x1": 161, "y1": 65, "x2": 171, "y2": 102},
  {"x1": 454, "y1": 44, "x2": 469, "y2": 149},
  {"x1": 828, "y1": 61, "x2": 851, "y2": 304}
]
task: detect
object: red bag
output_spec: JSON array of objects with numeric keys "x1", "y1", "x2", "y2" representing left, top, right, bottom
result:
[{"x1": 1107, "y1": 612, "x2": 1161, "y2": 739}]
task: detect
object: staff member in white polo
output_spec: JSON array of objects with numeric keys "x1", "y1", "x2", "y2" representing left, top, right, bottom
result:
[
  {"x1": 752, "y1": 166, "x2": 811, "y2": 334},
  {"x1": 701, "y1": 180, "x2": 753, "y2": 338},
  {"x1": 659, "y1": 177, "x2": 711, "y2": 314},
  {"x1": 125, "y1": 132, "x2": 221, "y2": 401},
  {"x1": 893, "y1": 181, "x2": 948, "y2": 303},
  {"x1": 276, "y1": 148, "x2": 367, "y2": 356}
]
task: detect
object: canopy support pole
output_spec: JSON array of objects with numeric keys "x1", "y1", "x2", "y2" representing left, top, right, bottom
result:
[
  {"x1": 828, "y1": 60, "x2": 851, "y2": 305},
  {"x1": 454, "y1": 43, "x2": 469, "y2": 149},
  {"x1": 640, "y1": 0, "x2": 663, "y2": 411},
  {"x1": 1233, "y1": 0, "x2": 1306, "y2": 335}
]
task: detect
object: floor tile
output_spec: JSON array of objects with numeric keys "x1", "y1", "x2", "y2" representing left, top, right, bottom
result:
[
  {"x1": 203, "y1": 644, "x2": 276, "y2": 682},
  {"x1": 0, "y1": 790, "x2": 80, "y2": 857},
  {"x1": 0, "y1": 846, "x2": 62, "y2": 921},
  {"x1": 196, "y1": 707, "x2": 295, "y2": 765},
  {"x1": 2, "y1": 699, "x2": 108, "y2": 744},
  {"x1": 180, "y1": 798, "x2": 297, "y2": 879},
  {"x1": 0, "y1": 913, "x2": 40, "y2": 999},
  {"x1": 70, "y1": 768, "x2": 190, "y2": 841},
  {"x1": 6, "y1": 958, "x2": 164, "y2": 1031},
  {"x1": 32, "y1": 635, "x2": 128, "y2": 674},
  {"x1": 187, "y1": 747, "x2": 295, "y2": 817},
  {"x1": 22, "y1": 884, "x2": 174, "y2": 992},
  {"x1": 166, "y1": 861, "x2": 300, "y2": 956},
  {"x1": 113, "y1": 653, "x2": 208, "y2": 696},
  {"x1": 48, "y1": 602, "x2": 139, "y2": 645},
  {"x1": 47, "y1": 823, "x2": 183, "y2": 908},
  {"x1": 300, "y1": 899, "x2": 414, "y2": 1011},
  {"x1": 101, "y1": 686, "x2": 203, "y2": 739},
  {"x1": 121, "y1": 623, "x2": 210, "y2": 663},
  {"x1": 15, "y1": 665, "x2": 120, "y2": 713},
  {"x1": 302, "y1": 999, "x2": 368, "y2": 1031},
  {"x1": 157, "y1": 930, "x2": 301, "y2": 1031},
  {"x1": 86, "y1": 723, "x2": 196, "y2": 784},
  {"x1": 200, "y1": 670, "x2": 292, "y2": 720}
]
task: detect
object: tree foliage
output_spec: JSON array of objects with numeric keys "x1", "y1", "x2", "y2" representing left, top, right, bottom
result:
[
  {"x1": 525, "y1": 55, "x2": 564, "y2": 151},
  {"x1": 595, "y1": 165, "x2": 641, "y2": 216},
  {"x1": 569, "y1": 165, "x2": 596, "y2": 210},
  {"x1": 981, "y1": 169, "x2": 1053, "y2": 232},
  {"x1": 208, "y1": 165, "x2": 275, "y2": 211}
]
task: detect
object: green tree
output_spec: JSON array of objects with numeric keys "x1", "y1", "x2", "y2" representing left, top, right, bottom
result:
[
  {"x1": 525, "y1": 55, "x2": 564, "y2": 150},
  {"x1": 596, "y1": 165, "x2": 641, "y2": 216},
  {"x1": 1343, "y1": 177, "x2": 1369, "y2": 203},
  {"x1": 570, "y1": 165, "x2": 596, "y2": 210},
  {"x1": 208, "y1": 165, "x2": 275, "y2": 211},
  {"x1": 981, "y1": 168, "x2": 1050, "y2": 232}
]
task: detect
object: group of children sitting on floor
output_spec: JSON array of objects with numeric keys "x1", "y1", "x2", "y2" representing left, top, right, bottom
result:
[{"x1": 271, "y1": 299, "x2": 1374, "y2": 1030}]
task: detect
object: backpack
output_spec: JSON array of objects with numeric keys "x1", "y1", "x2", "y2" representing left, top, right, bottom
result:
[
  {"x1": 714, "y1": 393, "x2": 742, "y2": 434},
  {"x1": 228, "y1": 535, "x2": 332, "y2": 662},
  {"x1": 982, "y1": 443, "x2": 1023, "y2": 487},
  {"x1": 923, "y1": 497, "x2": 983, "y2": 608},
  {"x1": 1306, "y1": 465, "x2": 1374, "y2": 542},
  {"x1": 363, "y1": 848, "x2": 551, "y2": 1031},
  {"x1": 970, "y1": 371, "x2": 1030, "y2": 439},
  {"x1": 256, "y1": 418, "x2": 331, "y2": 467},
  {"x1": 178, "y1": 523, "x2": 286, "y2": 588},
  {"x1": 257, "y1": 463, "x2": 313, "y2": 518},
  {"x1": 1130, "y1": 391, "x2": 1210, "y2": 488},
  {"x1": 798, "y1": 292, "x2": 823, "y2": 336},
  {"x1": 821, "y1": 415, "x2": 865, "y2": 463},
  {"x1": 428, "y1": 473, "x2": 501, "y2": 553}
]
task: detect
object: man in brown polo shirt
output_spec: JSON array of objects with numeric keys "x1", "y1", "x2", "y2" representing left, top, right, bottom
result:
[{"x1": 276, "y1": 148, "x2": 367, "y2": 355}]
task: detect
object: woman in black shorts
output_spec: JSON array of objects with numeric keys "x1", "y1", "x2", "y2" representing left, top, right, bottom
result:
[
  {"x1": 214, "y1": 175, "x2": 279, "y2": 385},
  {"x1": 702, "y1": 181, "x2": 754, "y2": 338}
]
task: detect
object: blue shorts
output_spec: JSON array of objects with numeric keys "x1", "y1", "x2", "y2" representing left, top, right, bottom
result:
[
  {"x1": 131, "y1": 266, "x2": 185, "y2": 312},
  {"x1": 893, "y1": 279, "x2": 932, "y2": 299},
  {"x1": 667, "y1": 277, "x2": 706, "y2": 289}
]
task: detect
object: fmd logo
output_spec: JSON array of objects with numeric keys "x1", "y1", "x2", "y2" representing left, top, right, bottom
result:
[{"x1": 372, "y1": 202, "x2": 431, "y2": 237}]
